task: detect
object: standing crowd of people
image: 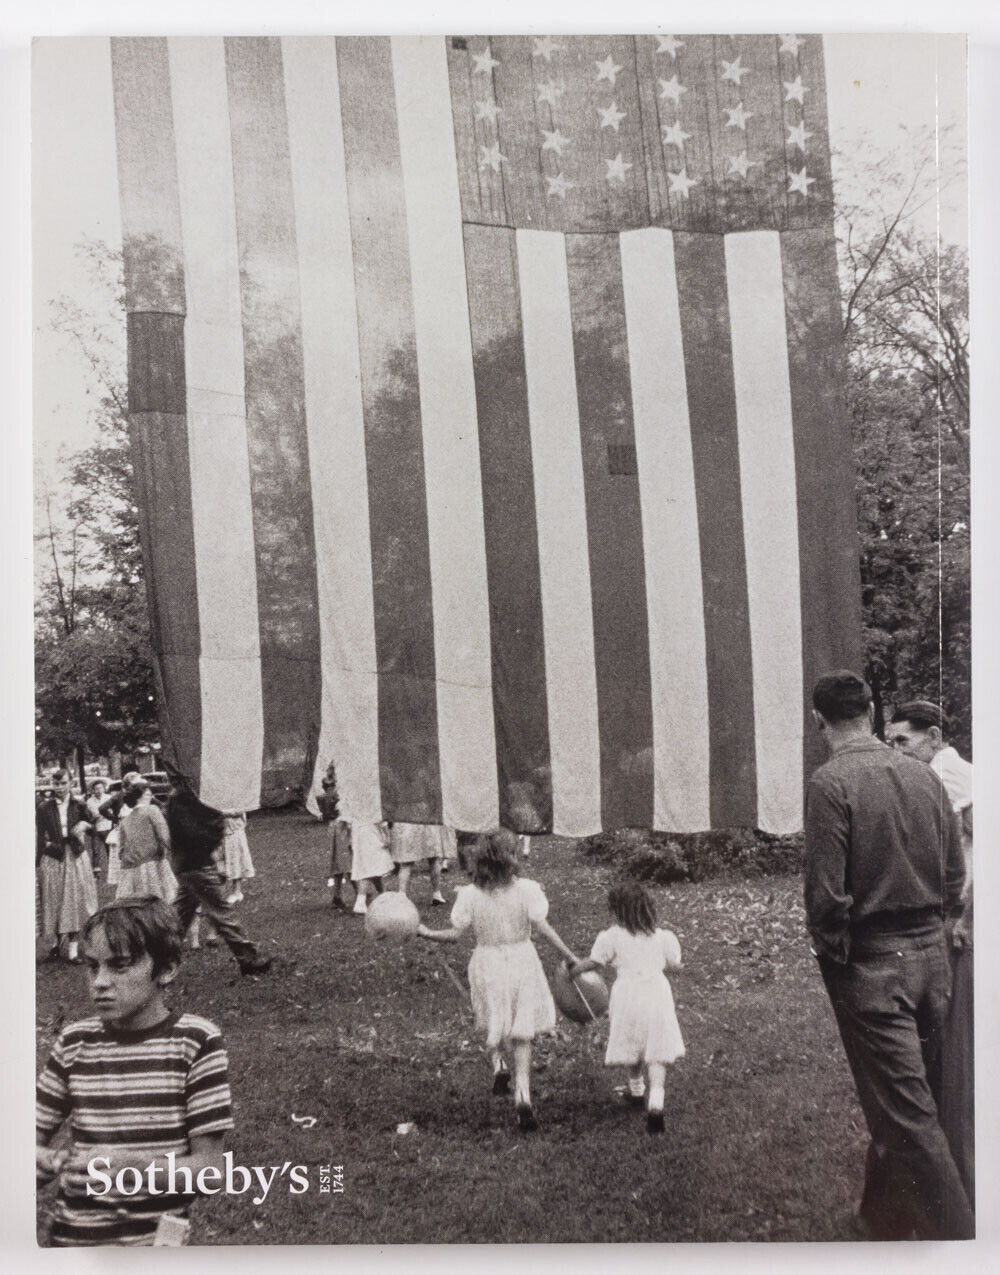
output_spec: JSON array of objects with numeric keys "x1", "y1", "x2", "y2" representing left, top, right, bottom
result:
[{"x1": 36, "y1": 670, "x2": 974, "y2": 1245}]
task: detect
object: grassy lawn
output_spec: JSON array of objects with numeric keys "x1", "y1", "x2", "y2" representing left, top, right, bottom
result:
[{"x1": 36, "y1": 811, "x2": 867, "y2": 1244}]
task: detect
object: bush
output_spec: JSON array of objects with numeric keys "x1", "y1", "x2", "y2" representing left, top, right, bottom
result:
[{"x1": 575, "y1": 827, "x2": 803, "y2": 884}]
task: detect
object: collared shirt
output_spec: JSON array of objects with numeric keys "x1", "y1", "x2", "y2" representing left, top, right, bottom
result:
[
  {"x1": 56, "y1": 797, "x2": 70, "y2": 838},
  {"x1": 804, "y1": 737, "x2": 965, "y2": 963}
]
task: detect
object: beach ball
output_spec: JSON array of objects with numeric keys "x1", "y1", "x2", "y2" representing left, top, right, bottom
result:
[
  {"x1": 552, "y1": 964, "x2": 610, "y2": 1024},
  {"x1": 364, "y1": 891, "x2": 420, "y2": 942}
]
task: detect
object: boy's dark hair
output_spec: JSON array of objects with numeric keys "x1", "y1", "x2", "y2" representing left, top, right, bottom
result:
[
  {"x1": 608, "y1": 880, "x2": 657, "y2": 935},
  {"x1": 891, "y1": 699, "x2": 948, "y2": 733},
  {"x1": 471, "y1": 828, "x2": 519, "y2": 889},
  {"x1": 82, "y1": 897, "x2": 184, "y2": 977},
  {"x1": 812, "y1": 670, "x2": 872, "y2": 723}
]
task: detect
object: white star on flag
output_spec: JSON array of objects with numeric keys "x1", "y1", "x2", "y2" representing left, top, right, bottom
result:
[
  {"x1": 727, "y1": 152, "x2": 757, "y2": 178},
  {"x1": 667, "y1": 167, "x2": 698, "y2": 197},
  {"x1": 541, "y1": 128, "x2": 571, "y2": 156},
  {"x1": 656, "y1": 35, "x2": 684, "y2": 57},
  {"x1": 787, "y1": 167, "x2": 815, "y2": 196},
  {"x1": 472, "y1": 49, "x2": 500, "y2": 75},
  {"x1": 546, "y1": 172, "x2": 575, "y2": 200},
  {"x1": 595, "y1": 55, "x2": 623, "y2": 85},
  {"x1": 532, "y1": 36, "x2": 564, "y2": 62},
  {"x1": 605, "y1": 152, "x2": 633, "y2": 183},
  {"x1": 786, "y1": 120, "x2": 812, "y2": 151},
  {"x1": 783, "y1": 76, "x2": 808, "y2": 104},
  {"x1": 724, "y1": 103, "x2": 753, "y2": 130},
  {"x1": 779, "y1": 35, "x2": 805, "y2": 55},
  {"x1": 661, "y1": 120, "x2": 690, "y2": 148},
  {"x1": 536, "y1": 81, "x2": 565, "y2": 108},
  {"x1": 474, "y1": 100, "x2": 502, "y2": 125},
  {"x1": 720, "y1": 57, "x2": 750, "y2": 85},
  {"x1": 478, "y1": 142, "x2": 505, "y2": 173},
  {"x1": 658, "y1": 76, "x2": 687, "y2": 104},
  {"x1": 598, "y1": 102, "x2": 627, "y2": 131}
]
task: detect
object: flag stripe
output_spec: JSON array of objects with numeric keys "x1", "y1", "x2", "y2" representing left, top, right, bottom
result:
[
  {"x1": 224, "y1": 37, "x2": 322, "y2": 804},
  {"x1": 782, "y1": 228, "x2": 864, "y2": 782},
  {"x1": 336, "y1": 36, "x2": 442, "y2": 822},
  {"x1": 392, "y1": 36, "x2": 499, "y2": 832},
  {"x1": 673, "y1": 231, "x2": 757, "y2": 827},
  {"x1": 620, "y1": 227, "x2": 711, "y2": 831},
  {"x1": 565, "y1": 233, "x2": 654, "y2": 830},
  {"x1": 517, "y1": 229, "x2": 602, "y2": 837},
  {"x1": 168, "y1": 37, "x2": 264, "y2": 812},
  {"x1": 281, "y1": 37, "x2": 383, "y2": 823},
  {"x1": 725, "y1": 231, "x2": 803, "y2": 832},
  {"x1": 111, "y1": 38, "x2": 202, "y2": 787},
  {"x1": 463, "y1": 225, "x2": 553, "y2": 832}
]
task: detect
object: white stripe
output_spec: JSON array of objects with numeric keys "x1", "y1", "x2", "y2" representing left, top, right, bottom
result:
[
  {"x1": 725, "y1": 231, "x2": 803, "y2": 833},
  {"x1": 282, "y1": 37, "x2": 382, "y2": 822},
  {"x1": 391, "y1": 36, "x2": 499, "y2": 831},
  {"x1": 168, "y1": 37, "x2": 264, "y2": 811},
  {"x1": 516, "y1": 230, "x2": 601, "y2": 837},
  {"x1": 620, "y1": 228, "x2": 711, "y2": 832}
]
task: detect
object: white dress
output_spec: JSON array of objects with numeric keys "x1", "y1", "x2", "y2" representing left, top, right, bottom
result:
[
  {"x1": 452, "y1": 879, "x2": 556, "y2": 1047},
  {"x1": 590, "y1": 926, "x2": 685, "y2": 1066},
  {"x1": 221, "y1": 813, "x2": 255, "y2": 882},
  {"x1": 350, "y1": 822, "x2": 393, "y2": 882}
]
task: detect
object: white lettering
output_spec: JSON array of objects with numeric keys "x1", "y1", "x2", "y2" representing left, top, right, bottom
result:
[
  {"x1": 116, "y1": 1166, "x2": 143, "y2": 1196},
  {"x1": 223, "y1": 1151, "x2": 253, "y2": 1194},
  {"x1": 251, "y1": 1165, "x2": 278, "y2": 1205},
  {"x1": 164, "y1": 1151, "x2": 194, "y2": 1195},
  {"x1": 288, "y1": 1165, "x2": 309, "y2": 1194},
  {"x1": 196, "y1": 1165, "x2": 222, "y2": 1194},
  {"x1": 86, "y1": 1156, "x2": 112, "y2": 1197}
]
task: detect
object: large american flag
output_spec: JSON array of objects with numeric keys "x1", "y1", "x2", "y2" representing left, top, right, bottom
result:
[{"x1": 111, "y1": 34, "x2": 861, "y2": 836}]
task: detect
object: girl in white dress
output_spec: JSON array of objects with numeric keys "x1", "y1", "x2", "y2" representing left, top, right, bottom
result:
[
  {"x1": 570, "y1": 880, "x2": 684, "y2": 1135},
  {"x1": 418, "y1": 828, "x2": 577, "y2": 1131}
]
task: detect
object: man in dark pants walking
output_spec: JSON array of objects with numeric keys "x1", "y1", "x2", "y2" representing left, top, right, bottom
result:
[
  {"x1": 804, "y1": 671, "x2": 973, "y2": 1240},
  {"x1": 165, "y1": 785, "x2": 272, "y2": 977}
]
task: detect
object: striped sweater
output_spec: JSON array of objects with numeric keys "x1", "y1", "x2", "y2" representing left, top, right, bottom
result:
[{"x1": 36, "y1": 1011, "x2": 233, "y2": 1246}]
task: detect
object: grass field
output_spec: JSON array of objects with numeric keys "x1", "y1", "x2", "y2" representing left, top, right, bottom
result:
[{"x1": 36, "y1": 811, "x2": 868, "y2": 1245}]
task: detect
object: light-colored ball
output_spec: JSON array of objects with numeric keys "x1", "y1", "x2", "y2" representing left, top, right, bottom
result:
[{"x1": 364, "y1": 891, "x2": 420, "y2": 941}]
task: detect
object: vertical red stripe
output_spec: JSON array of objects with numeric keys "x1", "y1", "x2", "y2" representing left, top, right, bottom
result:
[
  {"x1": 565, "y1": 233, "x2": 654, "y2": 831},
  {"x1": 111, "y1": 38, "x2": 202, "y2": 791},
  {"x1": 464, "y1": 225, "x2": 553, "y2": 832},
  {"x1": 225, "y1": 37, "x2": 322, "y2": 804},
  {"x1": 782, "y1": 228, "x2": 864, "y2": 780},
  {"x1": 336, "y1": 37, "x2": 442, "y2": 823},
  {"x1": 673, "y1": 231, "x2": 758, "y2": 826}
]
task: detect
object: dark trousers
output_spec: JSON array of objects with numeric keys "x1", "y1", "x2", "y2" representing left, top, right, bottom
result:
[
  {"x1": 821, "y1": 927, "x2": 975, "y2": 1240},
  {"x1": 174, "y1": 865, "x2": 261, "y2": 967}
]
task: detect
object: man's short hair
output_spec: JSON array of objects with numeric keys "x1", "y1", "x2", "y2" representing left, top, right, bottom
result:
[
  {"x1": 51, "y1": 769, "x2": 69, "y2": 784},
  {"x1": 812, "y1": 670, "x2": 872, "y2": 723},
  {"x1": 83, "y1": 897, "x2": 183, "y2": 977},
  {"x1": 891, "y1": 699, "x2": 948, "y2": 732}
]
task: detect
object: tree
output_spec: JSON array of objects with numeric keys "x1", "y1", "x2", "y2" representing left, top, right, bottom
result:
[
  {"x1": 35, "y1": 243, "x2": 158, "y2": 780},
  {"x1": 835, "y1": 130, "x2": 970, "y2": 752}
]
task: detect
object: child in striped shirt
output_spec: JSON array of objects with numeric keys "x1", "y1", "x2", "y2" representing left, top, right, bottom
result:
[{"x1": 36, "y1": 897, "x2": 234, "y2": 1246}]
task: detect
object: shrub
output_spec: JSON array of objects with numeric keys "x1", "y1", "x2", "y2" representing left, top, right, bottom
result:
[{"x1": 576, "y1": 827, "x2": 803, "y2": 884}]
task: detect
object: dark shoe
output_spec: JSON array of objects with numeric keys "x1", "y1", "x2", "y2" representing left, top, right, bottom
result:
[
  {"x1": 38, "y1": 947, "x2": 60, "y2": 964},
  {"x1": 516, "y1": 1103, "x2": 537, "y2": 1132},
  {"x1": 331, "y1": 896, "x2": 346, "y2": 910},
  {"x1": 625, "y1": 1092, "x2": 646, "y2": 1108},
  {"x1": 239, "y1": 955, "x2": 273, "y2": 977},
  {"x1": 646, "y1": 1111, "x2": 665, "y2": 1135},
  {"x1": 492, "y1": 1068, "x2": 511, "y2": 1096}
]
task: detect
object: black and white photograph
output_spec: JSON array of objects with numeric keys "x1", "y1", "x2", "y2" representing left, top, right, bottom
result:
[{"x1": 14, "y1": 0, "x2": 995, "y2": 1258}]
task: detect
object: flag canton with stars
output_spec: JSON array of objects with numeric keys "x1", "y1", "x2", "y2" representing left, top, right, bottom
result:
[{"x1": 447, "y1": 33, "x2": 832, "y2": 234}]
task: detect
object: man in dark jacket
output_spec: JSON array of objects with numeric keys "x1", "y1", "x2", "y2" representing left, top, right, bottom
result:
[
  {"x1": 165, "y1": 786, "x2": 271, "y2": 976},
  {"x1": 805, "y1": 671, "x2": 973, "y2": 1239}
]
